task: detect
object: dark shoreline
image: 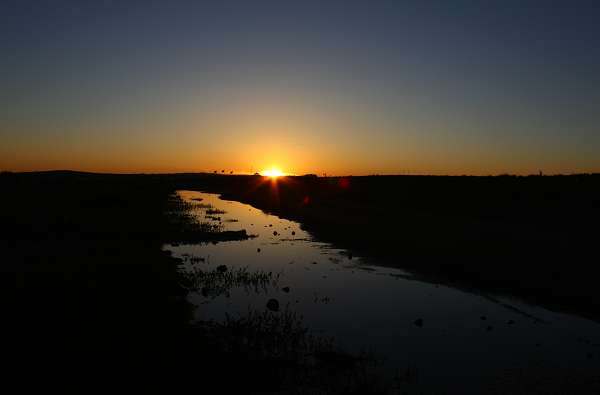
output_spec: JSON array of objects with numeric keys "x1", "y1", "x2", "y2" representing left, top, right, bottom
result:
[
  {"x1": 1, "y1": 171, "x2": 204, "y2": 388},
  {"x1": 0, "y1": 171, "x2": 383, "y2": 392},
  {"x1": 4, "y1": 170, "x2": 600, "y2": 325},
  {"x1": 3, "y1": 170, "x2": 600, "y2": 392},
  {"x1": 185, "y1": 173, "x2": 600, "y2": 322}
]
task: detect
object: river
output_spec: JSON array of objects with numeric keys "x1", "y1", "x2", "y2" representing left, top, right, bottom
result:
[{"x1": 165, "y1": 190, "x2": 600, "y2": 393}]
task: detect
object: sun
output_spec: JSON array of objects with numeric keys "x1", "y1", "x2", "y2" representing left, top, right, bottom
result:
[{"x1": 261, "y1": 168, "x2": 285, "y2": 178}]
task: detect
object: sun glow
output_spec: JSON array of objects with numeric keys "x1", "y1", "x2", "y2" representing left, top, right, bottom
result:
[{"x1": 261, "y1": 168, "x2": 285, "y2": 178}]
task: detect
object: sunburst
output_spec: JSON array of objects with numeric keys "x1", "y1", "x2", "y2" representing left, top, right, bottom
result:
[{"x1": 261, "y1": 168, "x2": 285, "y2": 178}]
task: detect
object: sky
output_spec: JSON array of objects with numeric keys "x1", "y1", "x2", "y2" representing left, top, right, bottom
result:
[{"x1": 1, "y1": 0, "x2": 599, "y2": 175}]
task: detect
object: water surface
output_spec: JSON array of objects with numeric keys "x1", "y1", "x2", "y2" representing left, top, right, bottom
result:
[{"x1": 166, "y1": 191, "x2": 600, "y2": 393}]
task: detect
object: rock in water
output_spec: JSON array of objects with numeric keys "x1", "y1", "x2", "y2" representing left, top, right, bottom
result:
[{"x1": 266, "y1": 298, "x2": 280, "y2": 312}]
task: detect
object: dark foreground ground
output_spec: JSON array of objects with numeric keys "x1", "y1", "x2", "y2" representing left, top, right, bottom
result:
[
  {"x1": 2, "y1": 171, "x2": 599, "y2": 392},
  {"x1": 0, "y1": 171, "x2": 381, "y2": 393},
  {"x1": 1, "y1": 172, "x2": 196, "y2": 390}
]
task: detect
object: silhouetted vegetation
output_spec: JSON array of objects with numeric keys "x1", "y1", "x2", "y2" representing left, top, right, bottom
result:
[
  {"x1": 197, "y1": 309, "x2": 386, "y2": 395},
  {"x1": 180, "y1": 263, "x2": 281, "y2": 298}
]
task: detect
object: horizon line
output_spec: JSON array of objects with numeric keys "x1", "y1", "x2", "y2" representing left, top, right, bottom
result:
[{"x1": 2, "y1": 169, "x2": 599, "y2": 178}]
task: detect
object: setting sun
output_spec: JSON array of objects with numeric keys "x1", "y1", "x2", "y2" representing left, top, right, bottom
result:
[{"x1": 261, "y1": 168, "x2": 285, "y2": 178}]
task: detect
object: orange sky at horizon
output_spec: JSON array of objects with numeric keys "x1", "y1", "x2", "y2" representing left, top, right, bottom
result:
[
  {"x1": 3, "y1": 2, "x2": 600, "y2": 177},
  {"x1": 3, "y1": 149, "x2": 598, "y2": 176},
  {"x1": 3, "y1": 94, "x2": 599, "y2": 176}
]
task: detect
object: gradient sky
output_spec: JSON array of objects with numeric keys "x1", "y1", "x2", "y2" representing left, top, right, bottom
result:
[{"x1": 2, "y1": 0, "x2": 599, "y2": 175}]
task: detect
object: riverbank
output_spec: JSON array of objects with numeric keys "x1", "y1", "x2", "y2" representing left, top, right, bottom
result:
[
  {"x1": 0, "y1": 171, "x2": 383, "y2": 393},
  {"x1": 183, "y1": 173, "x2": 600, "y2": 322},
  {"x1": 1, "y1": 172, "x2": 200, "y2": 388},
  {"x1": 7, "y1": 170, "x2": 598, "y2": 323},
  {"x1": 168, "y1": 189, "x2": 600, "y2": 394}
]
